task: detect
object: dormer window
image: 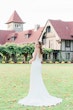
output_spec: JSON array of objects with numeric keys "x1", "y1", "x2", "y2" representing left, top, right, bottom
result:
[
  {"x1": 8, "y1": 36, "x2": 17, "y2": 41},
  {"x1": 71, "y1": 35, "x2": 73, "y2": 38},
  {"x1": 25, "y1": 34, "x2": 31, "y2": 38},
  {"x1": 46, "y1": 26, "x2": 51, "y2": 33},
  {"x1": 25, "y1": 30, "x2": 32, "y2": 38}
]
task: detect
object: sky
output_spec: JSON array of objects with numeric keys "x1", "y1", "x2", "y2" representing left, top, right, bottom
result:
[{"x1": 0, "y1": 0, "x2": 73, "y2": 30}]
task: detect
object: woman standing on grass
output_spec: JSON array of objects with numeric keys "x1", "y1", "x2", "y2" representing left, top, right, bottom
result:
[{"x1": 18, "y1": 41, "x2": 62, "y2": 106}]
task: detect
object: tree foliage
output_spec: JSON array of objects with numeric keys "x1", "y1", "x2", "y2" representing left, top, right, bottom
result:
[
  {"x1": 43, "y1": 48, "x2": 53, "y2": 54},
  {"x1": 0, "y1": 43, "x2": 53, "y2": 63}
]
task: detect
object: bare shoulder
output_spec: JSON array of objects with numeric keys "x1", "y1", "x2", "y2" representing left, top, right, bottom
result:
[
  {"x1": 36, "y1": 48, "x2": 40, "y2": 52},
  {"x1": 34, "y1": 48, "x2": 39, "y2": 53},
  {"x1": 33, "y1": 49, "x2": 38, "y2": 55}
]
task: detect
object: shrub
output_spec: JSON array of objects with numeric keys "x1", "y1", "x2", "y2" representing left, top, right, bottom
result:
[
  {"x1": 16, "y1": 54, "x2": 24, "y2": 62},
  {"x1": 43, "y1": 61, "x2": 46, "y2": 64},
  {"x1": 61, "y1": 61, "x2": 65, "y2": 64},
  {"x1": 49, "y1": 61, "x2": 53, "y2": 64},
  {"x1": 2, "y1": 61, "x2": 5, "y2": 64},
  {"x1": 67, "y1": 61, "x2": 71, "y2": 64},
  {"x1": 9, "y1": 60, "x2": 14, "y2": 64},
  {"x1": 55, "y1": 61, "x2": 59, "y2": 64},
  {"x1": 25, "y1": 61, "x2": 29, "y2": 64},
  {"x1": 17, "y1": 61, "x2": 23, "y2": 64}
]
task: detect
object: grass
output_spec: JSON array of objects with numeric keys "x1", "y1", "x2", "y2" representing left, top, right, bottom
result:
[{"x1": 0, "y1": 64, "x2": 73, "y2": 110}]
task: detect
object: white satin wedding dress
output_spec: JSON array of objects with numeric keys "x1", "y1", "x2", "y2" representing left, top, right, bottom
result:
[{"x1": 18, "y1": 53, "x2": 62, "y2": 106}]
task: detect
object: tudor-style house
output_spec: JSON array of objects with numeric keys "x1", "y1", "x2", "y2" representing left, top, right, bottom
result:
[
  {"x1": 39, "y1": 20, "x2": 73, "y2": 61},
  {"x1": 0, "y1": 10, "x2": 73, "y2": 61}
]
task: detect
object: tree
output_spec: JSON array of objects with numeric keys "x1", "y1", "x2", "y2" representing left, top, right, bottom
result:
[
  {"x1": 0, "y1": 45, "x2": 11, "y2": 63},
  {"x1": 43, "y1": 48, "x2": 53, "y2": 61},
  {"x1": 0, "y1": 52, "x2": 3, "y2": 63},
  {"x1": 43, "y1": 48, "x2": 53, "y2": 54},
  {"x1": 5, "y1": 43, "x2": 22, "y2": 63},
  {"x1": 21, "y1": 44, "x2": 34, "y2": 61}
]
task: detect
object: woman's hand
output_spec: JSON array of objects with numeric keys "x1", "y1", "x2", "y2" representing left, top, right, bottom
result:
[{"x1": 29, "y1": 60, "x2": 32, "y2": 64}]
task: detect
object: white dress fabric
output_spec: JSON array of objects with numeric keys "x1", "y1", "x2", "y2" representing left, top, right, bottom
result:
[{"x1": 18, "y1": 53, "x2": 62, "y2": 106}]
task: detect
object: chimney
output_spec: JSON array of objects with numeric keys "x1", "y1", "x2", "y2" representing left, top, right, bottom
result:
[{"x1": 34, "y1": 24, "x2": 40, "y2": 31}]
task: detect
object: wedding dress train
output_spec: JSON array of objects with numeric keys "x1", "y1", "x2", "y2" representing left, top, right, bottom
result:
[{"x1": 18, "y1": 53, "x2": 62, "y2": 106}]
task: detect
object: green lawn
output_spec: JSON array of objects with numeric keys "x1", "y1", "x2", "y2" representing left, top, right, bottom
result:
[{"x1": 0, "y1": 64, "x2": 73, "y2": 110}]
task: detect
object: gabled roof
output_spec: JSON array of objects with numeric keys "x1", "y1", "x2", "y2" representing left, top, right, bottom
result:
[
  {"x1": 5, "y1": 27, "x2": 44, "y2": 44},
  {"x1": 6, "y1": 10, "x2": 24, "y2": 24},
  {"x1": 49, "y1": 20, "x2": 73, "y2": 40},
  {"x1": 1, "y1": 19, "x2": 73, "y2": 45}
]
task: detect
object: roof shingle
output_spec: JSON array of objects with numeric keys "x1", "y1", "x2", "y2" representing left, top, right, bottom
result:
[
  {"x1": 49, "y1": 20, "x2": 73, "y2": 40},
  {"x1": 6, "y1": 10, "x2": 24, "y2": 24}
]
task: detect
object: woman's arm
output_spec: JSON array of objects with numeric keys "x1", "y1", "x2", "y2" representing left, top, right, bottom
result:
[
  {"x1": 41, "y1": 55, "x2": 43, "y2": 63},
  {"x1": 29, "y1": 49, "x2": 37, "y2": 63}
]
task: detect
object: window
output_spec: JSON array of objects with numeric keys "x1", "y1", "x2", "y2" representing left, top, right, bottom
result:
[
  {"x1": 43, "y1": 54, "x2": 47, "y2": 60},
  {"x1": 8, "y1": 36, "x2": 17, "y2": 41},
  {"x1": 18, "y1": 24, "x2": 21, "y2": 28},
  {"x1": 66, "y1": 53, "x2": 70, "y2": 60},
  {"x1": 42, "y1": 39, "x2": 46, "y2": 44},
  {"x1": 71, "y1": 35, "x2": 73, "y2": 38},
  {"x1": 15, "y1": 24, "x2": 21, "y2": 28},
  {"x1": 65, "y1": 40, "x2": 70, "y2": 47},
  {"x1": 49, "y1": 40, "x2": 53, "y2": 48},
  {"x1": 15, "y1": 24, "x2": 17, "y2": 27},
  {"x1": 42, "y1": 36, "x2": 46, "y2": 44},
  {"x1": 25, "y1": 34, "x2": 31, "y2": 38},
  {"x1": 46, "y1": 26, "x2": 51, "y2": 33}
]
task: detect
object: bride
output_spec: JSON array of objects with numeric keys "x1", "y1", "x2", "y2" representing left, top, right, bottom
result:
[{"x1": 18, "y1": 41, "x2": 62, "y2": 106}]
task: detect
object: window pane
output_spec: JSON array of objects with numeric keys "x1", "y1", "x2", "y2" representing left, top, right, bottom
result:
[
  {"x1": 65, "y1": 41, "x2": 70, "y2": 47},
  {"x1": 46, "y1": 26, "x2": 51, "y2": 33},
  {"x1": 66, "y1": 53, "x2": 70, "y2": 60}
]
